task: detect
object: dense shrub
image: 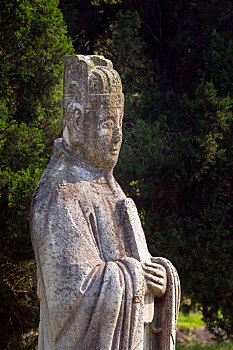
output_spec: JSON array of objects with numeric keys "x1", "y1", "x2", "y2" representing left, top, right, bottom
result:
[{"x1": 0, "y1": 0, "x2": 74, "y2": 347}]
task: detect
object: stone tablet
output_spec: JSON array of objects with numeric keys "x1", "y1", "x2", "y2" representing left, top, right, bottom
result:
[{"x1": 30, "y1": 55, "x2": 180, "y2": 350}]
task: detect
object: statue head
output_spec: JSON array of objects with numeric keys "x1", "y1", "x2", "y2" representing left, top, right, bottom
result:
[{"x1": 62, "y1": 55, "x2": 124, "y2": 170}]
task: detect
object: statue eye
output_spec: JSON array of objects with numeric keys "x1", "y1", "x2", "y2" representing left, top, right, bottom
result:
[{"x1": 102, "y1": 120, "x2": 114, "y2": 129}]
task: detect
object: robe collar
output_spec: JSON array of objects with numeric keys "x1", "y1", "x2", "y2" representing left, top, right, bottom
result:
[{"x1": 52, "y1": 138, "x2": 113, "y2": 181}]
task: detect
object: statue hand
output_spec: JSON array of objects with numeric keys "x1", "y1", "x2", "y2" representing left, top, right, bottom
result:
[{"x1": 142, "y1": 262, "x2": 167, "y2": 298}]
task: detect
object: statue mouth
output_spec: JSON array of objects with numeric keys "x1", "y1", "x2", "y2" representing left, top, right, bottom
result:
[{"x1": 109, "y1": 148, "x2": 119, "y2": 155}]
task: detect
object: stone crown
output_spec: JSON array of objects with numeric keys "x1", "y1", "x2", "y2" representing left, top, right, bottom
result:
[{"x1": 63, "y1": 55, "x2": 124, "y2": 110}]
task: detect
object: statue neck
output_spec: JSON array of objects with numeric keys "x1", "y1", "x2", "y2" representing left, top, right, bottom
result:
[{"x1": 53, "y1": 138, "x2": 113, "y2": 180}]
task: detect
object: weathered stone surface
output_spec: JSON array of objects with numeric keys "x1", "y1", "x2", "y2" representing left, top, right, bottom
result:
[{"x1": 30, "y1": 55, "x2": 180, "y2": 350}]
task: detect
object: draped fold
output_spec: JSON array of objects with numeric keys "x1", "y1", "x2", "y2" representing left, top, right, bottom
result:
[
  {"x1": 30, "y1": 139, "x2": 180, "y2": 350},
  {"x1": 30, "y1": 139, "x2": 145, "y2": 350}
]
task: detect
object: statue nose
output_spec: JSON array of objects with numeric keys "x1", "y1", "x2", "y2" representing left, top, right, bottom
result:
[{"x1": 112, "y1": 127, "x2": 122, "y2": 142}]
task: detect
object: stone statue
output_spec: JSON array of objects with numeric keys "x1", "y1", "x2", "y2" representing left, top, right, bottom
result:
[{"x1": 30, "y1": 55, "x2": 180, "y2": 350}]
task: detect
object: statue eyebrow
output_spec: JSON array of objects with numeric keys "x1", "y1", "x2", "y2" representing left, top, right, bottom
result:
[{"x1": 101, "y1": 114, "x2": 116, "y2": 121}]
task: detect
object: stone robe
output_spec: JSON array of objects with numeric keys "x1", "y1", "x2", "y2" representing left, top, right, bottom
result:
[
  {"x1": 30, "y1": 139, "x2": 180, "y2": 350},
  {"x1": 31, "y1": 139, "x2": 148, "y2": 350}
]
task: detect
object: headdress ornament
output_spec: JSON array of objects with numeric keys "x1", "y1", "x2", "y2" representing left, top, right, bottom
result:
[{"x1": 63, "y1": 55, "x2": 124, "y2": 115}]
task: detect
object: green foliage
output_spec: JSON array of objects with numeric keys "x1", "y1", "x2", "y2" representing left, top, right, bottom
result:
[
  {"x1": 178, "y1": 312, "x2": 205, "y2": 330},
  {"x1": 118, "y1": 81, "x2": 233, "y2": 340},
  {"x1": 59, "y1": 0, "x2": 122, "y2": 53},
  {"x1": 0, "y1": 256, "x2": 38, "y2": 349},
  {"x1": 0, "y1": 0, "x2": 72, "y2": 122},
  {"x1": 203, "y1": 34, "x2": 233, "y2": 96},
  {"x1": 93, "y1": 9, "x2": 153, "y2": 119},
  {"x1": 91, "y1": 0, "x2": 122, "y2": 4},
  {"x1": 177, "y1": 312, "x2": 233, "y2": 350},
  {"x1": 0, "y1": 0, "x2": 74, "y2": 347},
  {"x1": 177, "y1": 342, "x2": 233, "y2": 350}
]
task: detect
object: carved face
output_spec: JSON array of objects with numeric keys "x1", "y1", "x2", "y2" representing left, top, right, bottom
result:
[{"x1": 81, "y1": 107, "x2": 123, "y2": 169}]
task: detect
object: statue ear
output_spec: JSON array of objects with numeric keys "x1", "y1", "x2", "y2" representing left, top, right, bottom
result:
[
  {"x1": 66, "y1": 102, "x2": 85, "y2": 146},
  {"x1": 73, "y1": 108, "x2": 84, "y2": 133},
  {"x1": 72, "y1": 108, "x2": 85, "y2": 145}
]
